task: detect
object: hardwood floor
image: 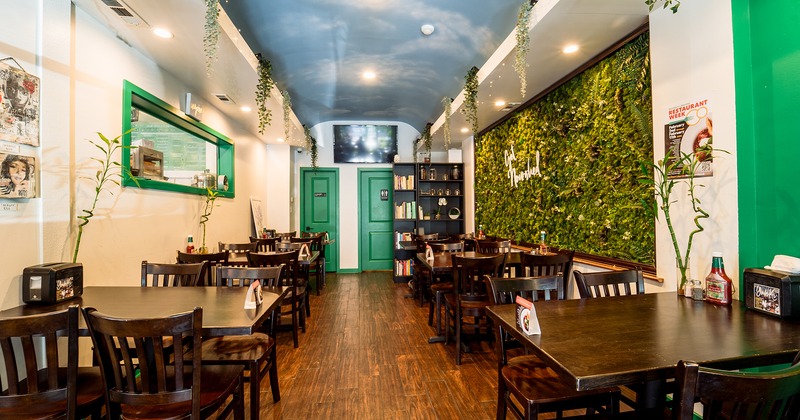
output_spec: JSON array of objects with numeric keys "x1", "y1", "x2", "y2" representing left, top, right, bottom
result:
[{"x1": 255, "y1": 271, "x2": 501, "y2": 419}]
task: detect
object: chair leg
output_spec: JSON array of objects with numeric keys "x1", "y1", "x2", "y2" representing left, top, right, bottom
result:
[
  {"x1": 269, "y1": 346, "x2": 281, "y2": 403},
  {"x1": 305, "y1": 292, "x2": 311, "y2": 318},
  {"x1": 300, "y1": 297, "x2": 307, "y2": 332},
  {"x1": 455, "y1": 307, "x2": 462, "y2": 365},
  {"x1": 291, "y1": 299, "x2": 299, "y2": 348},
  {"x1": 249, "y1": 361, "x2": 260, "y2": 420},
  {"x1": 428, "y1": 292, "x2": 435, "y2": 326},
  {"x1": 235, "y1": 373, "x2": 245, "y2": 420},
  {"x1": 497, "y1": 375, "x2": 508, "y2": 420},
  {"x1": 444, "y1": 303, "x2": 451, "y2": 345}
]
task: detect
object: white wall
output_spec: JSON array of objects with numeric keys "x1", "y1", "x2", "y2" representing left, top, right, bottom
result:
[
  {"x1": 294, "y1": 121, "x2": 419, "y2": 270},
  {"x1": 648, "y1": 0, "x2": 738, "y2": 295},
  {"x1": 0, "y1": 1, "x2": 291, "y2": 308}
]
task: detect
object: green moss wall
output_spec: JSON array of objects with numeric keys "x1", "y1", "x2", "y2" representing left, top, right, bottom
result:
[{"x1": 475, "y1": 33, "x2": 655, "y2": 264}]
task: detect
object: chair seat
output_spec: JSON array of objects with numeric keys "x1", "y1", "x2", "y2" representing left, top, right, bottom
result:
[
  {"x1": 0, "y1": 367, "x2": 105, "y2": 420},
  {"x1": 430, "y1": 282, "x2": 453, "y2": 293},
  {"x1": 444, "y1": 293, "x2": 490, "y2": 310},
  {"x1": 119, "y1": 364, "x2": 244, "y2": 419},
  {"x1": 503, "y1": 355, "x2": 621, "y2": 408},
  {"x1": 200, "y1": 333, "x2": 275, "y2": 363}
]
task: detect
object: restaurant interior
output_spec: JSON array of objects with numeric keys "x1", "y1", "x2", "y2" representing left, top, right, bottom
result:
[{"x1": 2, "y1": 0, "x2": 800, "y2": 419}]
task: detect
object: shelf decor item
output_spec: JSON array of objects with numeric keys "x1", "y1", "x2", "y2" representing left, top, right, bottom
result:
[{"x1": 449, "y1": 207, "x2": 461, "y2": 220}]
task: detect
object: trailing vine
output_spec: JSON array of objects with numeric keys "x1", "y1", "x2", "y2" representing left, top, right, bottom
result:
[
  {"x1": 256, "y1": 54, "x2": 275, "y2": 135},
  {"x1": 304, "y1": 125, "x2": 319, "y2": 169},
  {"x1": 463, "y1": 66, "x2": 479, "y2": 136},
  {"x1": 422, "y1": 122, "x2": 433, "y2": 157},
  {"x1": 645, "y1": 0, "x2": 681, "y2": 13},
  {"x1": 282, "y1": 89, "x2": 292, "y2": 142},
  {"x1": 203, "y1": 0, "x2": 220, "y2": 76},
  {"x1": 515, "y1": 1, "x2": 533, "y2": 99},
  {"x1": 442, "y1": 97, "x2": 452, "y2": 150},
  {"x1": 412, "y1": 137, "x2": 421, "y2": 162}
]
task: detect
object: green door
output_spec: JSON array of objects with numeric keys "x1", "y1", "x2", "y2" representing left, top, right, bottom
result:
[
  {"x1": 301, "y1": 168, "x2": 338, "y2": 272},
  {"x1": 359, "y1": 169, "x2": 394, "y2": 271}
]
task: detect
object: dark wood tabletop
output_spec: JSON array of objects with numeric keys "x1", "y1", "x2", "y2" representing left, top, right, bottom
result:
[
  {"x1": 487, "y1": 293, "x2": 800, "y2": 393},
  {"x1": 0, "y1": 286, "x2": 287, "y2": 337}
]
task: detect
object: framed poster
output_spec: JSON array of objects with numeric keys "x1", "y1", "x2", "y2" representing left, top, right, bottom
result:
[
  {"x1": 665, "y1": 98, "x2": 713, "y2": 179},
  {"x1": 0, "y1": 62, "x2": 40, "y2": 146},
  {"x1": 250, "y1": 196, "x2": 265, "y2": 236},
  {"x1": 0, "y1": 153, "x2": 36, "y2": 198}
]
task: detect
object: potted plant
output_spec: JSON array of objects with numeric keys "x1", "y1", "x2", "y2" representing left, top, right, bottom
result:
[
  {"x1": 640, "y1": 145, "x2": 726, "y2": 294},
  {"x1": 198, "y1": 187, "x2": 219, "y2": 254},
  {"x1": 437, "y1": 197, "x2": 448, "y2": 220}
]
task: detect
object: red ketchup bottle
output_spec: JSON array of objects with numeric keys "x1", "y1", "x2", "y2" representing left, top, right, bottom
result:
[
  {"x1": 705, "y1": 252, "x2": 733, "y2": 305},
  {"x1": 186, "y1": 235, "x2": 195, "y2": 254}
]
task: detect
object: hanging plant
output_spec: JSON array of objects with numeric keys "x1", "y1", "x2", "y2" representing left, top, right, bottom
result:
[
  {"x1": 645, "y1": 0, "x2": 681, "y2": 13},
  {"x1": 282, "y1": 89, "x2": 292, "y2": 142},
  {"x1": 412, "y1": 137, "x2": 421, "y2": 162},
  {"x1": 463, "y1": 66, "x2": 479, "y2": 136},
  {"x1": 515, "y1": 1, "x2": 533, "y2": 99},
  {"x1": 422, "y1": 122, "x2": 433, "y2": 156},
  {"x1": 203, "y1": 0, "x2": 220, "y2": 76},
  {"x1": 304, "y1": 125, "x2": 319, "y2": 170},
  {"x1": 441, "y1": 97, "x2": 452, "y2": 150},
  {"x1": 256, "y1": 54, "x2": 275, "y2": 135}
]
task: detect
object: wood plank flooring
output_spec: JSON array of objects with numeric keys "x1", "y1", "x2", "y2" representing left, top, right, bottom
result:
[{"x1": 255, "y1": 271, "x2": 500, "y2": 419}]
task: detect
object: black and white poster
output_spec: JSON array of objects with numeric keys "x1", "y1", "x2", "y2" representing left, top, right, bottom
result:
[
  {"x1": 0, "y1": 153, "x2": 36, "y2": 198},
  {"x1": 0, "y1": 62, "x2": 40, "y2": 146}
]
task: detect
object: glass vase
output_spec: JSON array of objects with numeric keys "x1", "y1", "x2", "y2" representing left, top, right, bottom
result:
[{"x1": 677, "y1": 256, "x2": 690, "y2": 296}]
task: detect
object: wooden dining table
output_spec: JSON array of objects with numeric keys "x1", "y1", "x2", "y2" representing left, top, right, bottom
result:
[
  {"x1": 487, "y1": 292, "x2": 800, "y2": 411},
  {"x1": 0, "y1": 285, "x2": 288, "y2": 337}
]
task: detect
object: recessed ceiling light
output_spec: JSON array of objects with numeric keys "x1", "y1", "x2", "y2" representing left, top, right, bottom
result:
[
  {"x1": 563, "y1": 44, "x2": 579, "y2": 54},
  {"x1": 241, "y1": 106, "x2": 251, "y2": 112},
  {"x1": 460, "y1": 127, "x2": 469, "y2": 133},
  {"x1": 495, "y1": 100, "x2": 506, "y2": 107},
  {"x1": 277, "y1": 137, "x2": 285, "y2": 143},
  {"x1": 151, "y1": 27, "x2": 174, "y2": 39},
  {"x1": 362, "y1": 71, "x2": 377, "y2": 80},
  {"x1": 420, "y1": 24, "x2": 435, "y2": 36}
]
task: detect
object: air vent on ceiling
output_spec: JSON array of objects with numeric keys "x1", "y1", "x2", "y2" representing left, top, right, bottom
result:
[
  {"x1": 213, "y1": 94, "x2": 235, "y2": 104},
  {"x1": 500, "y1": 102, "x2": 521, "y2": 112},
  {"x1": 100, "y1": 0, "x2": 148, "y2": 27}
]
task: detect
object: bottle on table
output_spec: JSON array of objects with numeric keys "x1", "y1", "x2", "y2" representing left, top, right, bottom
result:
[
  {"x1": 705, "y1": 252, "x2": 733, "y2": 305},
  {"x1": 262, "y1": 227, "x2": 268, "y2": 239},
  {"x1": 186, "y1": 235, "x2": 195, "y2": 254},
  {"x1": 478, "y1": 224, "x2": 485, "y2": 239},
  {"x1": 538, "y1": 230, "x2": 548, "y2": 255}
]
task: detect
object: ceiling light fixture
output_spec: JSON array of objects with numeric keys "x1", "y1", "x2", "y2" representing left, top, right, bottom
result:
[
  {"x1": 151, "y1": 27, "x2": 174, "y2": 39},
  {"x1": 241, "y1": 106, "x2": 251, "y2": 112},
  {"x1": 563, "y1": 44, "x2": 579, "y2": 54},
  {"x1": 420, "y1": 24, "x2": 435, "y2": 36},
  {"x1": 495, "y1": 100, "x2": 506, "y2": 107},
  {"x1": 362, "y1": 71, "x2": 377, "y2": 80},
  {"x1": 460, "y1": 127, "x2": 469, "y2": 133},
  {"x1": 277, "y1": 137, "x2": 285, "y2": 143}
]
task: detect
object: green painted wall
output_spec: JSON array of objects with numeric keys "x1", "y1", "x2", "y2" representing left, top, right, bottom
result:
[{"x1": 733, "y1": 0, "x2": 800, "y2": 274}]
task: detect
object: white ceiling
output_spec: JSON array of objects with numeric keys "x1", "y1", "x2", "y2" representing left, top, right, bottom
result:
[{"x1": 72, "y1": 0, "x2": 650, "y2": 152}]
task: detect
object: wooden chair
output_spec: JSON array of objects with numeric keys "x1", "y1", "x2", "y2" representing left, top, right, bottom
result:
[
  {"x1": 574, "y1": 268, "x2": 645, "y2": 298},
  {"x1": 248, "y1": 250, "x2": 308, "y2": 348},
  {"x1": 306, "y1": 233, "x2": 327, "y2": 295},
  {"x1": 520, "y1": 250, "x2": 575, "y2": 295},
  {"x1": 219, "y1": 241, "x2": 258, "y2": 266},
  {"x1": 141, "y1": 260, "x2": 206, "y2": 287},
  {"x1": 83, "y1": 306, "x2": 245, "y2": 419},
  {"x1": 427, "y1": 241, "x2": 463, "y2": 335},
  {"x1": 176, "y1": 250, "x2": 229, "y2": 286},
  {"x1": 277, "y1": 231, "x2": 296, "y2": 239},
  {"x1": 486, "y1": 276, "x2": 620, "y2": 419},
  {"x1": 672, "y1": 358, "x2": 800, "y2": 420},
  {"x1": 0, "y1": 305, "x2": 105, "y2": 419},
  {"x1": 477, "y1": 239, "x2": 512, "y2": 254},
  {"x1": 199, "y1": 265, "x2": 283, "y2": 419},
  {"x1": 444, "y1": 253, "x2": 506, "y2": 365},
  {"x1": 250, "y1": 236, "x2": 279, "y2": 253}
]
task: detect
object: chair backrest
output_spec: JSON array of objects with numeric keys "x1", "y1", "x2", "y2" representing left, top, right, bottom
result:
[
  {"x1": 520, "y1": 250, "x2": 575, "y2": 294},
  {"x1": 429, "y1": 241, "x2": 463, "y2": 253},
  {"x1": 451, "y1": 253, "x2": 507, "y2": 297},
  {"x1": 0, "y1": 305, "x2": 79, "y2": 418},
  {"x1": 249, "y1": 236, "x2": 278, "y2": 253},
  {"x1": 477, "y1": 239, "x2": 512, "y2": 254},
  {"x1": 301, "y1": 231, "x2": 322, "y2": 239},
  {"x1": 247, "y1": 250, "x2": 302, "y2": 288},
  {"x1": 175, "y1": 251, "x2": 229, "y2": 286},
  {"x1": 141, "y1": 261, "x2": 206, "y2": 287},
  {"x1": 83, "y1": 306, "x2": 204, "y2": 418},
  {"x1": 574, "y1": 269, "x2": 645, "y2": 298},
  {"x1": 277, "y1": 231, "x2": 296, "y2": 239},
  {"x1": 415, "y1": 233, "x2": 438, "y2": 241},
  {"x1": 215, "y1": 265, "x2": 284, "y2": 288},
  {"x1": 218, "y1": 242, "x2": 258, "y2": 266},
  {"x1": 673, "y1": 359, "x2": 800, "y2": 420}
]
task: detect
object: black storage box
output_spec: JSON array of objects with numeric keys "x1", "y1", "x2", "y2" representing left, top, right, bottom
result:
[
  {"x1": 744, "y1": 267, "x2": 800, "y2": 318},
  {"x1": 22, "y1": 262, "x2": 83, "y2": 304}
]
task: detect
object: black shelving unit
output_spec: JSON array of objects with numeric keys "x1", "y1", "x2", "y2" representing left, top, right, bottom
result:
[{"x1": 392, "y1": 162, "x2": 464, "y2": 283}]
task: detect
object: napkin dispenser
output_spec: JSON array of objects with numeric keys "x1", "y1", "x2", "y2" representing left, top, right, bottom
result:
[
  {"x1": 23, "y1": 262, "x2": 83, "y2": 304},
  {"x1": 743, "y1": 268, "x2": 800, "y2": 318}
]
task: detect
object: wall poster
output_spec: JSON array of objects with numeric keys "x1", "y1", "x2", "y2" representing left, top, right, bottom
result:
[
  {"x1": 0, "y1": 153, "x2": 36, "y2": 198},
  {"x1": 665, "y1": 98, "x2": 713, "y2": 179},
  {"x1": 0, "y1": 61, "x2": 40, "y2": 146},
  {"x1": 250, "y1": 196, "x2": 265, "y2": 236}
]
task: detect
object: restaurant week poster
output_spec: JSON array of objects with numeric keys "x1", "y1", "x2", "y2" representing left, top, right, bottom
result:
[{"x1": 664, "y1": 98, "x2": 713, "y2": 179}]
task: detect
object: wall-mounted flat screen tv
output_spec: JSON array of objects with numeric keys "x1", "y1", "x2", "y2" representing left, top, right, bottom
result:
[{"x1": 333, "y1": 124, "x2": 397, "y2": 163}]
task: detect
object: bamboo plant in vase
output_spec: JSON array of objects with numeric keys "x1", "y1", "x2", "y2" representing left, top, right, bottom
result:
[
  {"x1": 640, "y1": 145, "x2": 726, "y2": 295},
  {"x1": 198, "y1": 187, "x2": 219, "y2": 254}
]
